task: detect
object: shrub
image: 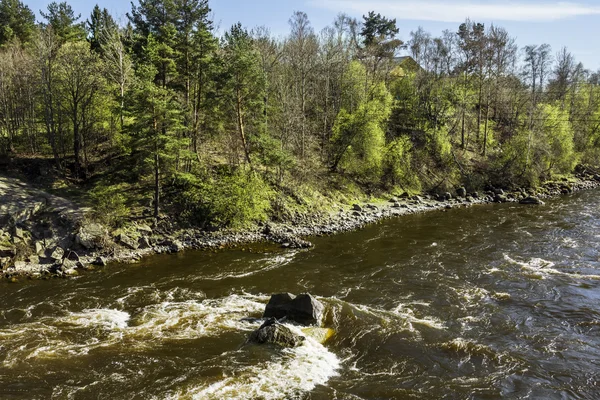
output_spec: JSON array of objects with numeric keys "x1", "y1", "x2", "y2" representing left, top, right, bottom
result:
[
  {"x1": 169, "y1": 169, "x2": 273, "y2": 229},
  {"x1": 89, "y1": 184, "x2": 129, "y2": 227},
  {"x1": 383, "y1": 136, "x2": 420, "y2": 190}
]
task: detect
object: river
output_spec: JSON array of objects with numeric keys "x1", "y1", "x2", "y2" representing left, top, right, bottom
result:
[{"x1": 2, "y1": 190, "x2": 600, "y2": 399}]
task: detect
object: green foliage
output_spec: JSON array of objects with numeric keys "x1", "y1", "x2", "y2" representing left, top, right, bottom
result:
[
  {"x1": 169, "y1": 169, "x2": 273, "y2": 229},
  {"x1": 491, "y1": 127, "x2": 533, "y2": 187},
  {"x1": 87, "y1": 5, "x2": 117, "y2": 54},
  {"x1": 360, "y1": 11, "x2": 403, "y2": 59},
  {"x1": 222, "y1": 23, "x2": 266, "y2": 165},
  {"x1": 569, "y1": 83, "x2": 600, "y2": 165},
  {"x1": 492, "y1": 104, "x2": 576, "y2": 187},
  {"x1": 251, "y1": 133, "x2": 295, "y2": 171},
  {"x1": 89, "y1": 184, "x2": 129, "y2": 227},
  {"x1": 0, "y1": 0, "x2": 36, "y2": 46},
  {"x1": 425, "y1": 125, "x2": 453, "y2": 167},
  {"x1": 2, "y1": 7, "x2": 599, "y2": 233},
  {"x1": 331, "y1": 61, "x2": 393, "y2": 182},
  {"x1": 383, "y1": 136, "x2": 420, "y2": 190},
  {"x1": 128, "y1": 34, "x2": 186, "y2": 163},
  {"x1": 211, "y1": 170, "x2": 273, "y2": 228},
  {"x1": 533, "y1": 104, "x2": 577, "y2": 176},
  {"x1": 40, "y1": 1, "x2": 86, "y2": 43}
]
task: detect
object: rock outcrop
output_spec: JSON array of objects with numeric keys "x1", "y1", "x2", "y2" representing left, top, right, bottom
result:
[
  {"x1": 117, "y1": 234, "x2": 139, "y2": 250},
  {"x1": 248, "y1": 318, "x2": 305, "y2": 348},
  {"x1": 263, "y1": 293, "x2": 324, "y2": 326},
  {"x1": 76, "y1": 223, "x2": 107, "y2": 250}
]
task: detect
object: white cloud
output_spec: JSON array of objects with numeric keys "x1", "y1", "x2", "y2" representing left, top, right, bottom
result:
[{"x1": 310, "y1": 1, "x2": 600, "y2": 22}]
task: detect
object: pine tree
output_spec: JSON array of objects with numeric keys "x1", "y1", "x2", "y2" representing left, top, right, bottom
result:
[
  {"x1": 87, "y1": 4, "x2": 117, "y2": 54},
  {"x1": 127, "y1": 35, "x2": 185, "y2": 222},
  {"x1": 40, "y1": 1, "x2": 87, "y2": 43},
  {"x1": 0, "y1": 0, "x2": 36, "y2": 46},
  {"x1": 222, "y1": 23, "x2": 266, "y2": 166}
]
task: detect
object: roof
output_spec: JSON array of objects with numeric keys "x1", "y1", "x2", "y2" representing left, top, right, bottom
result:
[{"x1": 392, "y1": 56, "x2": 423, "y2": 74}]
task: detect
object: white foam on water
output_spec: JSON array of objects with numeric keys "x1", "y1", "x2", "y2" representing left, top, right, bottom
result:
[
  {"x1": 485, "y1": 268, "x2": 502, "y2": 274},
  {"x1": 2, "y1": 293, "x2": 340, "y2": 399},
  {"x1": 561, "y1": 237, "x2": 579, "y2": 248},
  {"x1": 126, "y1": 294, "x2": 267, "y2": 341},
  {"x1": 203, "y1": 253, "x2": 298, "y2": 281},
  {"x1": 0, "y1": 293, "x2": 269, "y2": 367},
  {"x1": 504, "y1": 254, "x2": 600, "y2": 281},
  {"x1": 451, "y1": 286, "x2": 490, "y2": 304},
  {"x1": 390, "y1": 303, "x2": 445, "y2": 330},
  {"x1": 115, "y1": 286, "x2": 206, "y2": 305},
  {"x1": 440, "y1": 338, "x2": 496, "y2": 360},
  {"x1": 347, "y1": 302, "x2": 445, "y2": 332},
  {"x1": 172, "y1": 325, "x2": 340, "y2": 400},
  {"x1": 440, "y1": 338, "x2": 522, "y2": 369},
  {"x1": 59, "y1": 309, "x2": 130, "y2": 330}
]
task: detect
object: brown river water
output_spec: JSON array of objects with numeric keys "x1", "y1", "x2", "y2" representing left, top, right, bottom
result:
[{"x1": 2, "y1": 190, "x2": 600, "y2": 399}]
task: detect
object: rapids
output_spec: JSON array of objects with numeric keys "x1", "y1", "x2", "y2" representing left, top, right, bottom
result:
[{"x1": 2, "y1": 189, "x2": 600, "y2": 398}]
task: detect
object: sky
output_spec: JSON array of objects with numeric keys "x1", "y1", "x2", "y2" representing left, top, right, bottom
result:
[{"x1": 25, "y1": 0, "x2": 600, "y2": 70}]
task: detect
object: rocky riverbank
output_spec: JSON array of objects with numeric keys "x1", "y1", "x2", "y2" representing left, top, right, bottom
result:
[{"x1": 2, "y1": 173, "x2": 600, "y2": 281}]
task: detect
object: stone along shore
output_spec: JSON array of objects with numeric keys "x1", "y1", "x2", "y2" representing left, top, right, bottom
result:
[{"x1": 1, "y1": 173, "x2": 599, "y2": 281}]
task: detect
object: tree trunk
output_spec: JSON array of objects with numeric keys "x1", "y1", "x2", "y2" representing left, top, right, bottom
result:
[
  {"x1": 154, "y1": 151, "x2": 160, "y2": 223},
  {"x1": 73, "y1": 104, "x2": 81, "y2": 179},
  {"x1": 477, "y1": 71, "x2": 483, "y2": 143},
  {"x1": 461, "y1": 109, "x2": 466, "y2": 149},
  {"x1": 482, "y1": 95, "x2": 490, "y2": 156},
  {"x1": 236, "y1": 88, "x2": 252, "y2": 166}
]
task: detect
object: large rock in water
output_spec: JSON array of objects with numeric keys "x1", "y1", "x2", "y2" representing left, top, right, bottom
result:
[
  {"x1": 248, "y1": 318, "x2": 305, "y2": 348},
  {"x1": 263, "y1": 293, "x2": 324, "y2": 326}
]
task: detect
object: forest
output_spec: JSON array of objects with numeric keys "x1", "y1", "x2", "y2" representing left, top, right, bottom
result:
[{"x1": 1, "y1": 0, "x2": 599, "y2": 229}]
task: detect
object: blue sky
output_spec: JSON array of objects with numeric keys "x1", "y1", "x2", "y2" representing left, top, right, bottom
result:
[{"x1": 26, "y1": 0, "x2": 600, "y2": 71}]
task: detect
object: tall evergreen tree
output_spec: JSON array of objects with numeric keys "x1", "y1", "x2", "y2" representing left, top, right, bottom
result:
[
  {"x1": 40, "y1": 1, "x2": 86, "y2": 43},
  {"x1": 128, "y1": 34, "x2": 184, "y2": 222},
  {"x1": 359, "y1": 11, "x2": 403, "y2": 81},
  {"x1": 128, "y1": 0, "x2": 178, "y2": 87},
  {"x1": 222, "y1": 23, "x2": 265, "y2": 166},
  {"x1": 0, "y1": 0, "x2": 36, "y2": 46},
  {"x1": 87, "y1": 4, "x2": 117, "y2": 54}
]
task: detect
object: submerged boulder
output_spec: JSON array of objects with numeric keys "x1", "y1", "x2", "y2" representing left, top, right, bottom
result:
[
  {"x1": 280, "y1": 237, "x2": 313, "y2": 249},
  {"x1": 301, "y1": 327, "x2": 335, "y2": 344},
  {"x1": 263, "y1": 293, "x2": 324, "y2": 326},
  {"x1": 519, "y1": 196, "x2": 545, "y2": 205},
  {"x1": 248, "y1": 318, "x2": 305, "y2": 348},
  {"x1": 92, "y1": 256, "x2": 107, "y2": 266},
  {"x1": 494, "y1": 194, "x2": 508, "y2": 203}
]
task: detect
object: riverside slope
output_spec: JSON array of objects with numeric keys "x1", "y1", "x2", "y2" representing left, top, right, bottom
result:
[{"x1": 1, "y1": 173, "x2": 600, "y2": 280}]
